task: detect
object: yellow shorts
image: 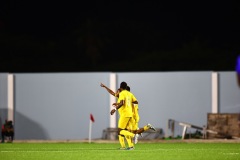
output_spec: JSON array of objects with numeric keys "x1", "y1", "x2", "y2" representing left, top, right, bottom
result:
[
  {"x1": 118, "y1": 117, "x2": 131, "y2": 129},
  {"x1": 127, "y1": 117, "x2": 134, "y2": 131},
  {"x1": 127, "y1": 117, "x2": 139, "y2": 131}
]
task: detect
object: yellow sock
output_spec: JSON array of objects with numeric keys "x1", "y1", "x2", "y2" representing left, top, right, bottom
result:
[
  {"x1": 125, "y1": 135, "x2": 134, "y2": 148},
  {"x1": 143, "y1": 125, "x2": 150, "y2": 131},
  {"x1": 118, "y1": 135, "x2": 126, "y2": 148},
  {"x1": 120, "y1": 130, "x2": 135, "y2": 137}
]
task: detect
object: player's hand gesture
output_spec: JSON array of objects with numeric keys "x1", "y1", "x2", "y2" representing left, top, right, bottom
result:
[
  {"x1": 110, "y1": 109, "x2": 116, "y2": 115},
  {"x1": 100, "y1": 83, "x2": 105, "y2": 87}
]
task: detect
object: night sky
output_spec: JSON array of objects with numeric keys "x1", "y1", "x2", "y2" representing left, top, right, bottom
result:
[{"x1": 0, "y1": 1, "x2": 240, "y2": 72}]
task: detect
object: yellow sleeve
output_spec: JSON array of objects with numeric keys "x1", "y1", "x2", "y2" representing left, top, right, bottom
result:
[
  {"x1": 132, "y1": 93, "x2": 137, "y2": 102},
  {"x1": 118, "y1": 92, "x2": 124, "y2": 101}
]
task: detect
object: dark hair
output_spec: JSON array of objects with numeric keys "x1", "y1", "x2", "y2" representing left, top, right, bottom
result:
[
  {"x1": 120, "y1": 81, "x2": 127, "y2": 89},
  {"x1": 126, "y1": 86, "x2": 130, "y2": 91}
]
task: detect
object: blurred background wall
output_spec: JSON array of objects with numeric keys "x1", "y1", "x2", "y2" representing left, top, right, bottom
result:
[{"x1": 0, "y1": 71, "x2": 239, "y2": 140}]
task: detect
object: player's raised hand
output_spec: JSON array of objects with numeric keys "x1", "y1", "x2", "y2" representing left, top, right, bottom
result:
[
  {"x1": 110, "y1": 109, "x2": 116, "y2": 115},
  {"x1": 100, "y1": 83, "x2": 105, "y2": 87}
]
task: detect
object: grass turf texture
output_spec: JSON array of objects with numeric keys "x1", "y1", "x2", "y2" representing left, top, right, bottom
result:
[{"x1": 1, "y1": 142, "x2": 240, "y2": 160}]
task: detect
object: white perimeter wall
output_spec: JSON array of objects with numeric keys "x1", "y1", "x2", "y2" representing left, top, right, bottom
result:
[{"x1": 1, "y1": 71, "x2": 240, "y2": 140}]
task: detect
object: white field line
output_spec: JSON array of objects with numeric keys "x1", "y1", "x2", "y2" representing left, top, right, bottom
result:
[{"x1": 1, "y1": 148, "x2": 240, "y2": 153}]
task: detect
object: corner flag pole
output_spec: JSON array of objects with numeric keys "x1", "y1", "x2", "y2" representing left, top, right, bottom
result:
[
  {"x1": 89, "y1": 120, "x2": 92, "y2": 143},
  {"x1": 89, "y1": 114, "x2": 95, "y2": 143}
]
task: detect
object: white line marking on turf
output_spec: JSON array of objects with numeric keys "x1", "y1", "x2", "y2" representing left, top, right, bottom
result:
[
  {"x1": 1, "y1": 148, "x2": 240, "y2": 153},
  {"x1": 1, "y1": 151, "x2": 80, "y2": 153},
  {"x1": 223, "y1": 153, "x2": 239, "y2": 155}
]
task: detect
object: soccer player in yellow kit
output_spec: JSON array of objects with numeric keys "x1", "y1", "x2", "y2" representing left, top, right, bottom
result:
[
  {"x1": 111, "y1": 82, "x2": 136, "y2": 150},
  {"x1": 101, "y1": 82, "x2": 156, "y2": 150},
  {"x1": 111, "y1": 82, "x2": 156, "y2": 150},
  {"x1": 101, "y1": 83, "x2": 138, "y2": 147}
]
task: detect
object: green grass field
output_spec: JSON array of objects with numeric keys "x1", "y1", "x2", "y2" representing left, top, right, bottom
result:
[{"x1": 1, "y1": 142, "x2": 240, "y2": 160}]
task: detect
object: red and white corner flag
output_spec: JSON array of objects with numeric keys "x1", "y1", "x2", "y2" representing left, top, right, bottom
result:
[
  {"x1": 90, "y1": 114, "x2": 95, "y2": 123},
  {"x1": 89, "y1": 113, "x2": 95, "y2": 143}
]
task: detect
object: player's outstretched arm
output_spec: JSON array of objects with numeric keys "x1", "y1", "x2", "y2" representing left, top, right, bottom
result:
[{"x1": 100, "y1": 83, "x2": 116, "y2": 96}]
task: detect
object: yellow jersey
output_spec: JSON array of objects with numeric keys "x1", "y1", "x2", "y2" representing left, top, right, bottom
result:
[{"x1": 118, "y1": 90, "x2": 137, "y2": 117}]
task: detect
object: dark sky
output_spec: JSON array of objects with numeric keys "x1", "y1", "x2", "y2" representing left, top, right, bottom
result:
[{"x1": 1, "y1": 1, "x2": 240, "y2": 72}]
